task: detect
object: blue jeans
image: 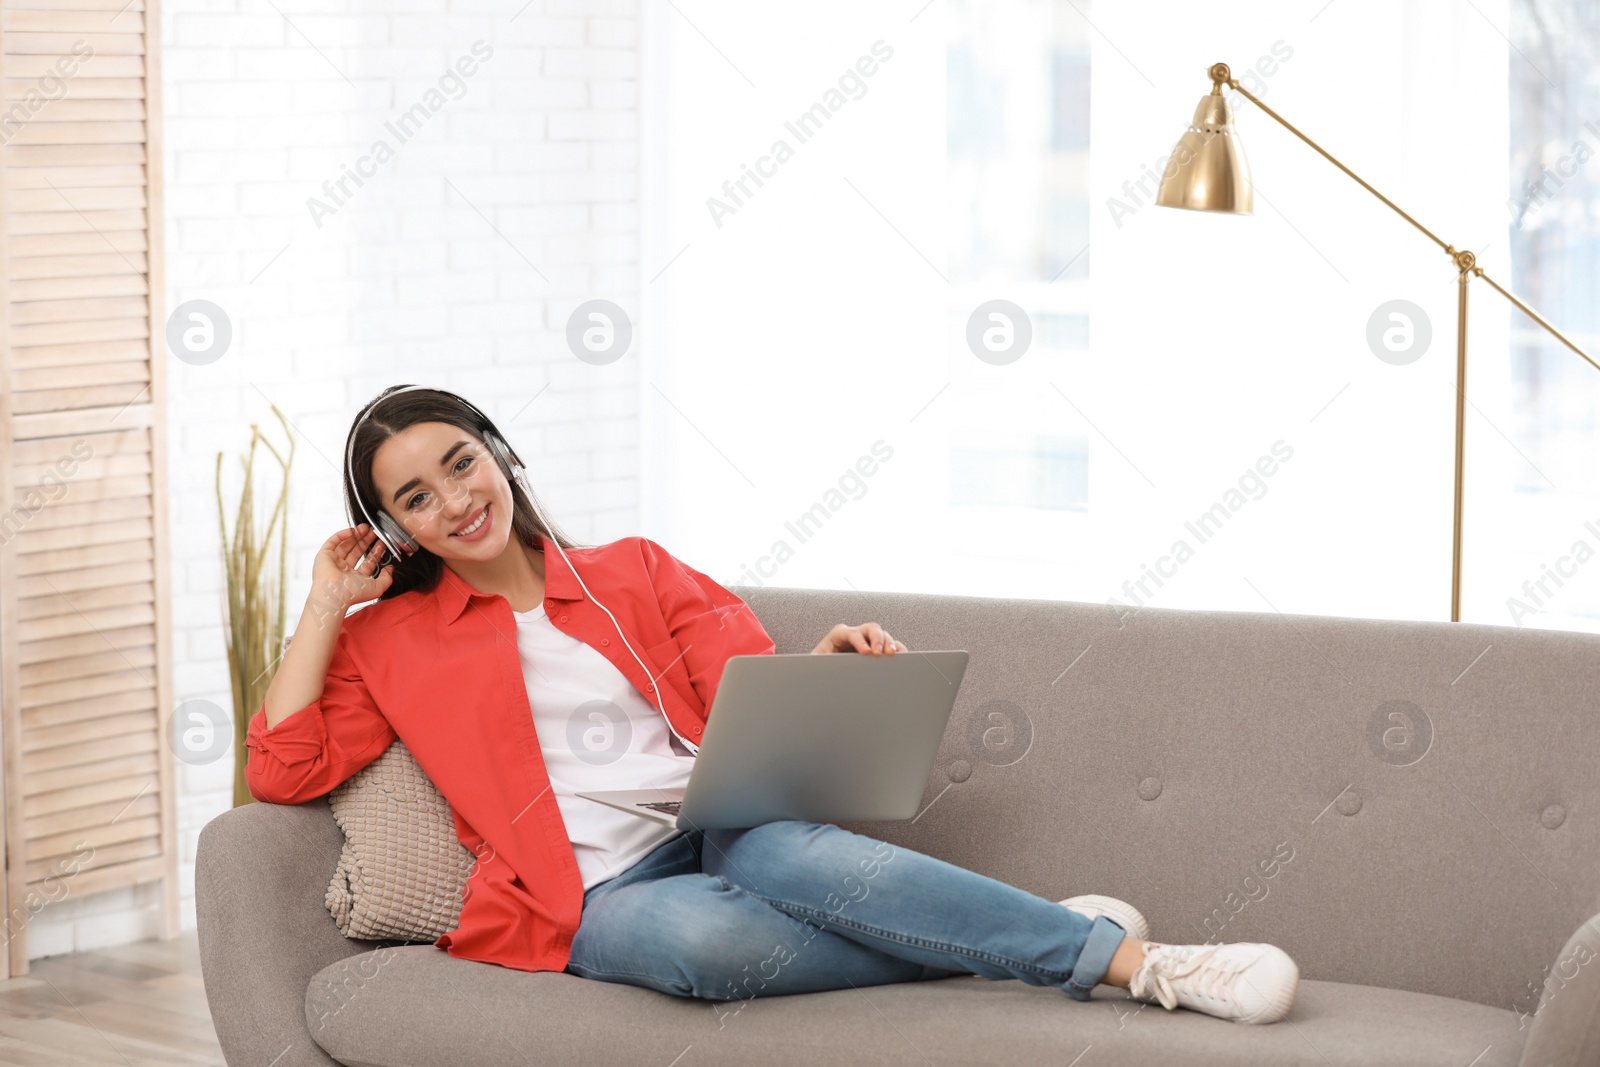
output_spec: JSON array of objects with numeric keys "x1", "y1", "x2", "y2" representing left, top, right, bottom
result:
[{"x1": 563, "y1": 820, "x2": 1126, "y2": 1007}]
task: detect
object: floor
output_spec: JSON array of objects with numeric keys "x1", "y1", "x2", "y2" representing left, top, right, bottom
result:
[{"x1": 0, "y1": 931, "x2": 225, "y2": 1066}]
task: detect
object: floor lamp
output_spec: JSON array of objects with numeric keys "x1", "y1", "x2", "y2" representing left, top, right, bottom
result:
[{"x1": 1155, "y1": 62, "x2": 1600, "y2": 622}]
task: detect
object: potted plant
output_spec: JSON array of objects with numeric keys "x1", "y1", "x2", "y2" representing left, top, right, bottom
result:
[{"x1": 215, "y1": 405, "x2": 293, "y2": 807}]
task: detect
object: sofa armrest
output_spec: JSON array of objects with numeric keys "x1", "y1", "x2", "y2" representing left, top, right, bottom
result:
[
  {"x1": 1518, "y1": 911, "x2": 1600, "y2": 1067},
  {"x1": 196, "y1": 797, "x2": 383, "y2": 1066}
]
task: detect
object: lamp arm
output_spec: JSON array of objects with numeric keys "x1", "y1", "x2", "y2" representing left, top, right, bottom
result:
[
  {"x1": 1222, "y1": 74, "x2": 1454, "y2": 256},
  {"x1": 1474, "y1": 269, "x2": 1600, "y2": 374},
  {"x1": 1220, "y1": 69, "x2": 1599, "y2": 375}
]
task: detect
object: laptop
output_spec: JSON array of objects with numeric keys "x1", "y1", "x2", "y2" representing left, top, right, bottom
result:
[{"x1": 575, "y1": 649, "x2": 969, "y2": 830}]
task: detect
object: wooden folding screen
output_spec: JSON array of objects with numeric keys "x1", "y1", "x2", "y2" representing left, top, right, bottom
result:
[{"x1": 0, "y1": 0, "x2": 175, "y2": 977}]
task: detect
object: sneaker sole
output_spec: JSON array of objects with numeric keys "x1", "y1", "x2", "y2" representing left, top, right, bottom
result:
[
  {"x1": 1238, "y1": 950, "x2": 1299, "y2": 1025},
  {"x1": 1056, "y1": 893, "x2": 1151, "y2": 942}
]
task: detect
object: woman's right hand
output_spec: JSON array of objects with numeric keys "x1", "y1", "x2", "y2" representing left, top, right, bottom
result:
[{"x1": 309, "y1": 523, "x2": 399, "y2": 619}]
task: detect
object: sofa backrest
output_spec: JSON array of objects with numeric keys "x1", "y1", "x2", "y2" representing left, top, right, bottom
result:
[{"x1": 735, "y1": 584, "x2": 1600, "y2": 1013}]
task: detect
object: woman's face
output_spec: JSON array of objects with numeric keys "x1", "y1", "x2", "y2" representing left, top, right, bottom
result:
[{"x1": 370, "y1": 421, "x2": 515, "y2": 561}]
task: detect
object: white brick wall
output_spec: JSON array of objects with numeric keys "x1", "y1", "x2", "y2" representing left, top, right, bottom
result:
[{"x1": 27, "y1": 0, "x2": 642, "y2": 961}]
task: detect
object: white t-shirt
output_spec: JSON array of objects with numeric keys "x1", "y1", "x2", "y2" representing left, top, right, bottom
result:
[{"x1": 512, "y1": 604, "x2": 697, "y2": 891}]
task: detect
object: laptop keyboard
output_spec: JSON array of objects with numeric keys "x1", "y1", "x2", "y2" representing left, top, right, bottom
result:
[{"x1": 638, "y1": 800, "x2": 681, "y2": 815}]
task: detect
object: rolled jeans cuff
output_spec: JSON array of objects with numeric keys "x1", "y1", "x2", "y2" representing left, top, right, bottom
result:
[{"x1": 1064, "y1": 914, "x2": 1127, "y2": 1001}]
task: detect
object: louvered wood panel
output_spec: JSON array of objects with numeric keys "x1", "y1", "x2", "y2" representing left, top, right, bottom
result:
[
  {"x1": 28, "y1": 807, "x2": 160, "y2": 857},
  {"x1": 3, "y1": 163, "x2": 146, "y2": 185},
  {"x1": 0, "y1": 0, "x2": 172, "y2": 977},
  {"x1": 13, "y1": 294, "x2": 150, "y2": 321},
  {"x1": 11, "y1": 226, "x2": 148, "y2": 253},
  {"x1": 22, "y1": 665, "x2": 156, "y2": 709},
  {"x1": 12, "y1": 339, "x2": 150, "y2": 369},
  {"x1": 25, "y1": 726, "x2": 154, "y2": 769},
  {"x1": 17, "y1": 581, "x2": 155, "y2": 621},
  {"x1": 23, "y1": 836, "x2": 156, "y2": 886},
  {"x1": 21, "y1": 692, "x2": 155, "y2": 733},
  {"x1": 14, "y1": 518, "x2": 152, "y2": 555},
  {"x1": 23, "y1": 709, "x2": 156, "y2": 751},
  {"x1": 3, "y1": 0, "x2": 147, "y2": 11},
  {"x1": 9, "y1": 275, "x2": 149, "y2": 301},
  {"x1": 10, "y1": 380, "x2": 151, "y2": 412},
  {"x1": 21, "y1": 642, "x2": 158, "y2": 687},
  {"x1": 19, "y1": 624, "x2": 158, "y2": 663}
]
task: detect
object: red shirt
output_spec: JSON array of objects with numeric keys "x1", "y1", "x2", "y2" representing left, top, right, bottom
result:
[{"x1": 244, "y1": 533, "x2": 776, "y2": 972}]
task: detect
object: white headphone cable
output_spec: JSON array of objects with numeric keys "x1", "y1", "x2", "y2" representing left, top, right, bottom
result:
[{"x1": 511, "y1": 462, "x2": 700, "y2": 757}]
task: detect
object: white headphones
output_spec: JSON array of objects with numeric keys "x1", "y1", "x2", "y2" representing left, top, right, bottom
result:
[{"x1": 345, "y1": 385, "x2": 696, "y2": 753}]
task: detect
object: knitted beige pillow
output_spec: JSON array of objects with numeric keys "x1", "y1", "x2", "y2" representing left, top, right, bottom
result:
[{"x1": 324, "y1": 739, "x2": 474, "y2": 942}]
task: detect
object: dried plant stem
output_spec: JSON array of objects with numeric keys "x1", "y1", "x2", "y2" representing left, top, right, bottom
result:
[{"x1": 216, "y1": 405, "x2": 294, "y2": 807}]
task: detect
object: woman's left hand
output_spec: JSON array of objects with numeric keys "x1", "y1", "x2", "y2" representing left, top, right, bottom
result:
[{"x1": 811, "y1": 622, "x2": 907, "y2": 656}]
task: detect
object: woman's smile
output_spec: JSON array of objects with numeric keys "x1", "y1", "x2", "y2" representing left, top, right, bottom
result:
[{"x1": 450, "y1": 502, "x2": 493, "y2": 542}]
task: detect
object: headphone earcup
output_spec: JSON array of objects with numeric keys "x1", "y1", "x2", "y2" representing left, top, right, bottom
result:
[
  {"x1": 377, "y1": 513, "x2": 415, "y2": 554},
  {"x1": 483, "y1": 430, "x2": 517, "y2": 479}
]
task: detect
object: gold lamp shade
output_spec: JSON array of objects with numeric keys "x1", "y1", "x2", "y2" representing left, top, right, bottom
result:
[{"x1": 1156, "y1": 89, "x2": 1253, "y2": 214}]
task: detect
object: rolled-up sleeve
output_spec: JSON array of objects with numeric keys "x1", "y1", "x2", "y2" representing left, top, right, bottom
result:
[
  {"x1": 244, "y1": 622, "x2": 397, "y2": 805},
  {"x1": 639, "y1": 537, "x2": 775, "y2": 710}
]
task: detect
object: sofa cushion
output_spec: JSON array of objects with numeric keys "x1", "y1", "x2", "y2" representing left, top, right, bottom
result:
[
  {"x1": 304, "y1": 946, "x2": 1526, "y2": 1067},
  {"x1": 324, "y1": 740, "x2": 473, "y2": 941}
]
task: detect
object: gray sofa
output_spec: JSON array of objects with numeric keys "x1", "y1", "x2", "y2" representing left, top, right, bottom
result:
[{"x1": 196, "y1": 586, "x2": 1600, "y2": 1066}]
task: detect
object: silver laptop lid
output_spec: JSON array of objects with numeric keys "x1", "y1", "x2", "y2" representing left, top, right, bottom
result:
[{"x1": 676, "y1": 650, "x2": 969, "y2": 830}]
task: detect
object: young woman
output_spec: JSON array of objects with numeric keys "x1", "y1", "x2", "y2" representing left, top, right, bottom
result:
[{"x1": 247, "y1": 385, "x2": 1300, "y2": 1026}]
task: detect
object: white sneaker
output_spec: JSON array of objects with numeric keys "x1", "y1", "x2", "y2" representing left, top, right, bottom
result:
[
  {"x1": 1056, "y1": 894, "x2": 1151, "y2": 942},
  {"x1": 1128, "y1": 941, "x2": 1299, "y2": 1024}
]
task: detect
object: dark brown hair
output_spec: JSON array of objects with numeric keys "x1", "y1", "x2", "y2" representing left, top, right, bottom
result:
[{"x1": 343, "y1": 385, "x2": 584, "y2": 602}]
